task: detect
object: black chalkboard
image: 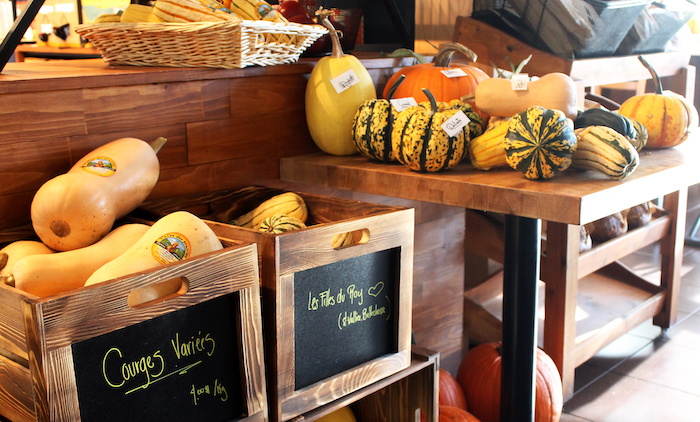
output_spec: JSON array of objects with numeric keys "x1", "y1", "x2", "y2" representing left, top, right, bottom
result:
[
  {"x1": 71, "y1": 293, "x2": 245, "y2": 422},
  {"x1": 293, "y1": 247, "x2": 400, "y2": 389}
]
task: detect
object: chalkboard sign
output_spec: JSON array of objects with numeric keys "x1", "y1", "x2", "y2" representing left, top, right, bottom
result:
[
  {"x1": 293, "y1": 247, "x2": 400, "y2": 389},
  {"x1": 71, "y1": 293, "x2": 245, "y2": 422}
]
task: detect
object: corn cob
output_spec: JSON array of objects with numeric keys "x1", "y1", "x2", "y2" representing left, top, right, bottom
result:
[
  {"x1": 120, "y1": 4, "x2": 164, "y2": 23},
  {"x1": 572, "y1": 126, "x2": 639, "y2": 180},
  {"x1": 228, "y1": 0, "x2": 290, "y2": 42}
]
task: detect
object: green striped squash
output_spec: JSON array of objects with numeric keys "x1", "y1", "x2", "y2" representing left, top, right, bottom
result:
[
  {"x1": 504, "y1": 106, "x2": 577, "y2": 180},
  {"x1": 572, "y1": 126, "x2": 639, "y2": 180},
  {"x1": 392, "y1": 88, "x2": 468, "y2": 172},
  {"x1": 352, "y1": 75, "x2": 405, "y2": 162},
  {"x1": 259, "y1": 214, "x2": 307, "y2": 234}
]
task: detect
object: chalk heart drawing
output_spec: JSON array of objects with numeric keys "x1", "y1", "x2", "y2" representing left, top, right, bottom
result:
[{"x1": 368, "y1": 282, "x2": 384, "y2": 297}]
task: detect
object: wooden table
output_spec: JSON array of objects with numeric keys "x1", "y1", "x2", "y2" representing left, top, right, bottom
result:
[{"x1": 280, "y1": 140, "x2": 700, "y2": 422}]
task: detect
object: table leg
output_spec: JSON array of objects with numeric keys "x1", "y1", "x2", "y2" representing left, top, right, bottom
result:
[{"x1": 501, "y1": 215, "x2": 540, "y2": 422}]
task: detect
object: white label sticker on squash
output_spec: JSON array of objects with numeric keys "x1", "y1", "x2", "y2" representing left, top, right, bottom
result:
[
  {"x1": 390, "y1": 97, "x2": 418, "y2": 112},
  {"x1": 331, "y1": 69, "x2": 360, "y2": 94},
  {"x1": 441, "y1": 68, "x2": 468, "y2": 78},
  {"x1": 441, "y1": 110, "x2": 470, "y2": 138},
  {"x1": 511, "y1": 74, "x2": 529, "y2": 91}
]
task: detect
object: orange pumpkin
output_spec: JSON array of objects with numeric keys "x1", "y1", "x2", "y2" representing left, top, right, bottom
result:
[
  {"x1": 455, "y1": 342, "x2": 563, "y2": 422},
  {"x1": 439, "y1": 369, "x2": 468, "y2": 410},
  {"x1": 382, "y1": 43, "x2": 490, "y2": 128},
  {"x1": 618, "y1": 55, "x2": 696, "y2": 149},
  {"x1": 439, "y1": 405, "x2": 482, "y2": 422}
]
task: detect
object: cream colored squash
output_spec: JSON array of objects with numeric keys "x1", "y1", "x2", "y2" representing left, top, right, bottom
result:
[
  {"x1": 0, "y1": 240, "x2": 54, "y2": 279},
  {"x1": 474, "y1": 73, "x2": 578, "y2": 120},
  {"x1": 12, "y1": 223, "x2": 150, "y2": 297},
  {"x1": 31, "y1": 137, "x2": 165, "y2": 251},
  {"x1": 84, "y1": 211, "x2": 223, "y2": 287}
]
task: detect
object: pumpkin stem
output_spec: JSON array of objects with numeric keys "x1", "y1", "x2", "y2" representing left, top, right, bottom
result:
[
  {"x1": 638, "y1": 55, "x2": 663, "y2": 94},
  {"x1": 318, "y1": 8, "x2": 344, "y2": 60},
  {"x1": 150, "y1": 137, "x2": 168, "y2": 154},
  {"x1": 1, "y1": 274, "x2": 14, "y2": 287},
  {"x1": 0, "y1": 252, "x2": 7, "y2": 271},
  {"x1": 434, "y1": 42, "x2": 478, "y2": 68},
  {"x1": 386, "y1": 74, "x2": 406, "y2": 100},
  {"x1": 422, "y1": 88, "x2": 438, "y2": 114}
]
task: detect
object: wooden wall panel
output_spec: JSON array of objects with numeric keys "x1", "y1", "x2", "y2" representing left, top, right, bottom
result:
[
  {"x1": 0, "y1": 91, "x2": 86, "y2": 143},
  {"x1": 0, "y1": 138, "x2": 71, "y2": 196}
]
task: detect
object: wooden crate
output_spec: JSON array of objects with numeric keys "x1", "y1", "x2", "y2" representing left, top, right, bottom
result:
[
  {"x1": 137, "y1": 185, "x2": 415, "y2": 422},
  {"x1": 0, "y1": 238, "x2": 267, "y2": 422}
]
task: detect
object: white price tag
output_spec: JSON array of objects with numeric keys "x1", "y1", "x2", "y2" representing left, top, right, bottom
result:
[
  {"x1": 511, "y1": 74, "x2": 529, "y2": 91},
  {"x1": 390, "y1": 97, "x2": 418, "y2": 112},
  {"x1": 330, "y1": 69, "x2": 360, "y2": 94},
  {"x1": 441, "y1": 68, "x2": 468, "y2": 78},
  {"x1": 441, "y1": 110, "x2": 470, "y2": 138}
]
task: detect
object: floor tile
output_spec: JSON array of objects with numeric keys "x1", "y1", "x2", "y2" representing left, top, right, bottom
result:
[
  {"x1": 563, "y1": 371, "x2": 700, "y2": 422},
  {"x1": 560, "y1": 413, "x2": 593, "y2": 422},
  {"x1": 665, "y1": 312, "x2": 700, "y2": 350},
  {"x1": 583, "y1": 333, "x2": 653, "y2": 372},
  {"x1": 613, "y1": 338, "x2": 700, "y2": 396}
]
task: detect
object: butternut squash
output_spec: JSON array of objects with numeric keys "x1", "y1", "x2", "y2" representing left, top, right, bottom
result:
[
  {"x1": 12, "y1": 223, "x2": 150, "y2": 297},
  {"x1": 84, "y1": 211, "x2": 223, "y2": 287},
  {"x1": 474, "y1": 73, "x2": 578, "y2": 120},
  {"x1": 31, "y1": 137, "x2": 165, "y2": 252},
  {"x1": 0, "y1": 240, "x2": 54, "y2": 282},
  {"x1": 305, "y1": 10, "x2": 376, "y2": 156}
]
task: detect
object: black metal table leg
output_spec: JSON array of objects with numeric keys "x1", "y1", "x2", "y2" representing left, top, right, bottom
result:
[{"x1": 501, "y1": 215, "x2": 540, "y2": 422}]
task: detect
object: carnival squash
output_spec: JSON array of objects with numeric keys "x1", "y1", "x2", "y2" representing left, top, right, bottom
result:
[
  {"x1": 31, "y1": 137, "x2": 165, "y2": 251},
  {"x1": 504, "y1": 106, "x2": 577, "y2": 179},
  {"x1": 84, "y1": 211, "x2": 222, "y2": 287},
  {"x1": 12, "y1": 223, "x2": 150, "y2": 297},
  {"x1": 305, "y1": 10, "x2": 376, "y2": 156},
  {"x1": 474, "y1": 73, "x2": 578, "y2": 120},
  {"x1": 392, "y1": 88, "x2": 468, "y2": 172},
  {"x1": 456, "y1": 342, "x2": 563, "y2": 422},
  {"x1": 352, "y1": 74, "x2": 405, "y2": 162},
  {"x1": 618, "y1": 55, "x2": 695, "y2": 149},
  {"x1": 383, "y1": 43, "x2": 490, "y2": 127}
]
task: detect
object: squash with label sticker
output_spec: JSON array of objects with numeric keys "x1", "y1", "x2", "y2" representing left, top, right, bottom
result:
[
  {"x1": 392, "y1": 88, "x2": 468, "y2": 172},
  {"x1": 383, "y1": 43, "x2": 490, "y2": 127},
  {"x1": 474, "y1": 73, "x2": 578, "y2": 120},
  {"x1": 305, "y1": 10, "x2": 376, "y2": 156},
  {"x1": 84, "y1": 211, "x2": 222, "y2": 287},
  {"x1": 31, "y1": 137, "x2": 166, "y2": 251},
  {"x1": 12, "y1": 223, "x2": 149, "y2": 297}
]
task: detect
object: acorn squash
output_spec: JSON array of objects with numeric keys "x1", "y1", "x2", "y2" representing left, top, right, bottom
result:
[{"x1": 504, "y1": 106, "x2": 577, "y2": 180}]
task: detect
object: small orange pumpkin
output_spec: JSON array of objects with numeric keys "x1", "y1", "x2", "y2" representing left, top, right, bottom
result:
[
  {"x1": 382, "y1": 43, "x2": 490, "y2": 127},
  {"x1": 439, "y1": 368, "x2": 468, "y2": 410},
  {"x1": 618, "y1": 55, "x2": 696, "y2": 149},
  {"x1": 439, "y1": 405, "x2": 482, "y2": 422},
  {"x1": 455, "y1": 342, "x2": 563, "y2": 422}
]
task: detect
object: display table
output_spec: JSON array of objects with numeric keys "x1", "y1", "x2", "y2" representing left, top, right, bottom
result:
[{"x1": 280, "y1": 140, "x2": 700, "y2": 421}]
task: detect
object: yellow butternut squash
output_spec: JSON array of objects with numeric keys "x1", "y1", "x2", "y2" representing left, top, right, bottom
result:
[
  {"x1": 474, "y1": 73, "x2": 578, "y2": 120},
  {"x1": 12, "y1": 223, "x2": 150, "y2": 297},
  {"x1": 305, "y1": 11, "x2": 376, "y2": 156},
  {"x1": 84, "y1": 211, "x2": 223, "y2": 287},
  {"x1": 31, "y1": 137, "x2": 165, "y2": 252},
  {"x1": 0, "y1": 240, "x2": 54, "y2": 281}
]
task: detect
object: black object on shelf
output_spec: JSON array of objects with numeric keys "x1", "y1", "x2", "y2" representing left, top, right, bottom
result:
[{"x1": 0, "y1": 0, "x2": 45, "y2": 72}]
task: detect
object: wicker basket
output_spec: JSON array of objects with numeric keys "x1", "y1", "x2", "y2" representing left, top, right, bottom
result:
[{"x1": 75, "y1": 20, "x2": 328, "y2": 69}]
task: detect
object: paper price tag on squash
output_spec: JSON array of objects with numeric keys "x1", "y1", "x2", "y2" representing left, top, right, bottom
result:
[
  {"x1": 441, "y1": 68, "x2": 468, "y2": 78},
  {"x1": 511, "y1": 74, "x2": 529, "y2": 91},
  {"x1": 441, "y1": 110, "x2": 470, "y2": 137},
  {"x1": 390, "y1": 97, "x2": 418, "y2": 112},
  {"x1": 331, "y1": 69, "x2": 360, "y2": 94}
]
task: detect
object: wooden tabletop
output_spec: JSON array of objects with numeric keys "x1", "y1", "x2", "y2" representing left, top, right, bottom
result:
[{"x1": 280, "y1": 140, "x2": 700, "y2": 226}]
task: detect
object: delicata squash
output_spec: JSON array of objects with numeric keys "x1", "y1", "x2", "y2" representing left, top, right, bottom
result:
[{"x1": 31, "y1": 137, "x2": 165, "y2": 251}]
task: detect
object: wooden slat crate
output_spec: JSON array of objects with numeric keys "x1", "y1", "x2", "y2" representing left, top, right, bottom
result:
[
  {"x1": 137, "y1": 185, "x2": 415, "y2": 422},
  {"x1": 0, "y1": 237, "x2": 267, "y2": 422}
]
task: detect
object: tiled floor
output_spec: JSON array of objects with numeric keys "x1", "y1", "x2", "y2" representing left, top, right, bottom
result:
[{"x1": 561, "y1": 190, "x2": 700, "y2": 422}]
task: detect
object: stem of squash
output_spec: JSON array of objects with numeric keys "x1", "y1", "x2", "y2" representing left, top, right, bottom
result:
[
  {"x1": 319, "y1": 9, "x2": 344, "y2": 60},
  {"x1": 386, "y1": 74, "x2": 406, "y2": 100},
  {"x1": 638, "y1": 55, "x2": 663, "y2": 94},
  {"x1": 150, "y1": 137, "x2": 168, "y2": 154},
  {"x1": 421, "y1": 88, "x2": 438, "y2": 114},
  {"x1": 0, "y1": 252, "x2": 6, "y2": 271},
  {"x1": 434, "y1": 42, "x2": 478, "y2": 68}
]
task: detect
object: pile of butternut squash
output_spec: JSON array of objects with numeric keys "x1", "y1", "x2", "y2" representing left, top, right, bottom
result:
[{"x1": 0, "y1": 137, "x2": 223, "y2": 299}]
